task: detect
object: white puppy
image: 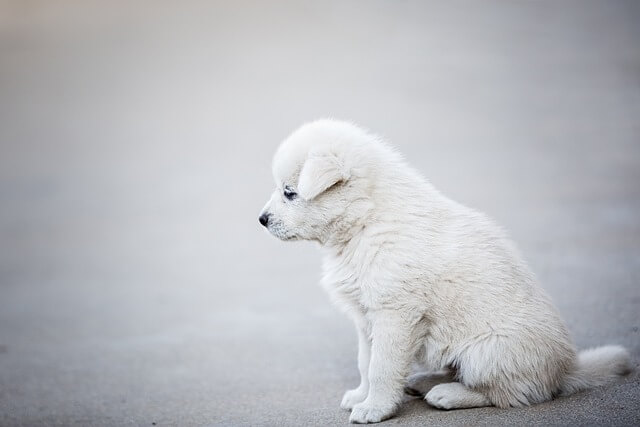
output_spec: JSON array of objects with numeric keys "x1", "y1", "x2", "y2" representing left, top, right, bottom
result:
[{"x1": 259, "y1": 119, "x2": 631, "y2": 424}]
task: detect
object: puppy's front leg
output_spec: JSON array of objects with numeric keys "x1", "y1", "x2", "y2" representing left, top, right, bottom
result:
[
  {"x1": 341, "y1": 316, "x2": 371, "y2": 410},
  {"x1": 349, "y1": 312, "x2": 414, "y2": 424}
]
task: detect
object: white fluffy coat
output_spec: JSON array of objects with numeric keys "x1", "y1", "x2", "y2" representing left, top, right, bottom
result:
[{"x1": 259, "y1": 119, "x2": 631, "y2": 424}]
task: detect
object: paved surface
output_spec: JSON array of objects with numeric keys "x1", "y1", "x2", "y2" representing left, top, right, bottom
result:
[{"x1": 1, "y1": 1, "x2": 639, "y2": 426}]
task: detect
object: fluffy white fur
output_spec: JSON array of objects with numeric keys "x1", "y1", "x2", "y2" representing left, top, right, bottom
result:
[{"x1": 259, "y1": 119, "x2": 632, "y2": 424}]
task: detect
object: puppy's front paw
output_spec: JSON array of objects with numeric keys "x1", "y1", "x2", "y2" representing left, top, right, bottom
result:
[
  {"x1": 341, "y1": 387, "x2": 368, "y2": 410},
  {"x1": 349, "y1": 401, "x2": 396, "y2": 424}
]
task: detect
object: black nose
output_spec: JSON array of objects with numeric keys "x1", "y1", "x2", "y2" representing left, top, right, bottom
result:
[{"x1": 259, "y1": 213, "x2": 270, "y2": 227}]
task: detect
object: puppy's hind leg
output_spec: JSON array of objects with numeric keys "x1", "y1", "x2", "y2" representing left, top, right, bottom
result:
[
  {"x1": 404, "y1": 370, "x2": 455, "y2": 397},
  {"x1": 425, "y1": 383, "x2": 491, "y2": 410}
]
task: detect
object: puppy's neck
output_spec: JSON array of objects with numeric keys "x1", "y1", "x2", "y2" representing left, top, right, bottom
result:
[
  {"x1": 321, "y1": 222, "x2": 366, "y2": 251},
  {"x1": 319, "y1": 200, "x2": 373, "y2": 251}
]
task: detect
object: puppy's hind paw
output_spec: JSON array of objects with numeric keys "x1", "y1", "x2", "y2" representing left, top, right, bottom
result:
[
  {"x1": 349, "y1": 401, "x2": 396, "y2": 424},
  {"x1": 405, "y1": 370, "x2": 455, "y2": 397},
  {"x1": 341, "y1": 387, "x2": 368, "y2": 410},
  {"x1": 425, "y1": 382, "x2": 491, "y2": 410},
  {"x1": 425, "y1": 385, "x2": 457, "y2": 410}
]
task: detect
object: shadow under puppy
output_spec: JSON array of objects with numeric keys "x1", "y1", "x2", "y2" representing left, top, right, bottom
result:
[{"x1": 259, "y1": 119, "x2": 631, "y2": 424}]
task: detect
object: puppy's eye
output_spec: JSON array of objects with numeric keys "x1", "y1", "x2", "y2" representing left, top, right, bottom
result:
[{"x1": 283, "y1": 187, "x2": 297, "y2": 201}]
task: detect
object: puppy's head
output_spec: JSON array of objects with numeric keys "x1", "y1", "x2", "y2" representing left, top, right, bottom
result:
[{"x1": 259, "y1": 119, "x2": 372, "y2": 244}]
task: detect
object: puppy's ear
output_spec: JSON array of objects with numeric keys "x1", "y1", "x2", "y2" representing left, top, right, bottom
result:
[{"x1": 298, "y1": 151, "x2": 348, "y2": 200}]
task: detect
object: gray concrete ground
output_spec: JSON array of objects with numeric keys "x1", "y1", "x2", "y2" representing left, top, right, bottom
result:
[{"x1": 1, "y1": 1, "x2": 639, "y2": 426}]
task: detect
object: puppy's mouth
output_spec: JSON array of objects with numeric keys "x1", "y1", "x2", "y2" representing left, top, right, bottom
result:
[
  {"x1": 266, "y1": 222, "x2": 298, "y2": 241},
  {"x1": 273, "y1": 230, "x2": 298, "y2": 241}
]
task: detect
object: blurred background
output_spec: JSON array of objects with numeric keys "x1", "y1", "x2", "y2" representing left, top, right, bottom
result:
[{"x1": 1, "y1": 1, "x2": 639, "y2": 425}]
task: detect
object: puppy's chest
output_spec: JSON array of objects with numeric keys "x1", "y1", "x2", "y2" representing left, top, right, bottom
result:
[{"x1": 321, "y1": 254, "x2": 375, "y2": 309}]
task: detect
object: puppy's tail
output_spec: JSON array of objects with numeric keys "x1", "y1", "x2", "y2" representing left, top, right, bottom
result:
[{"x1": 560, "y1": 345, "x2": 632, "y2": 396}]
